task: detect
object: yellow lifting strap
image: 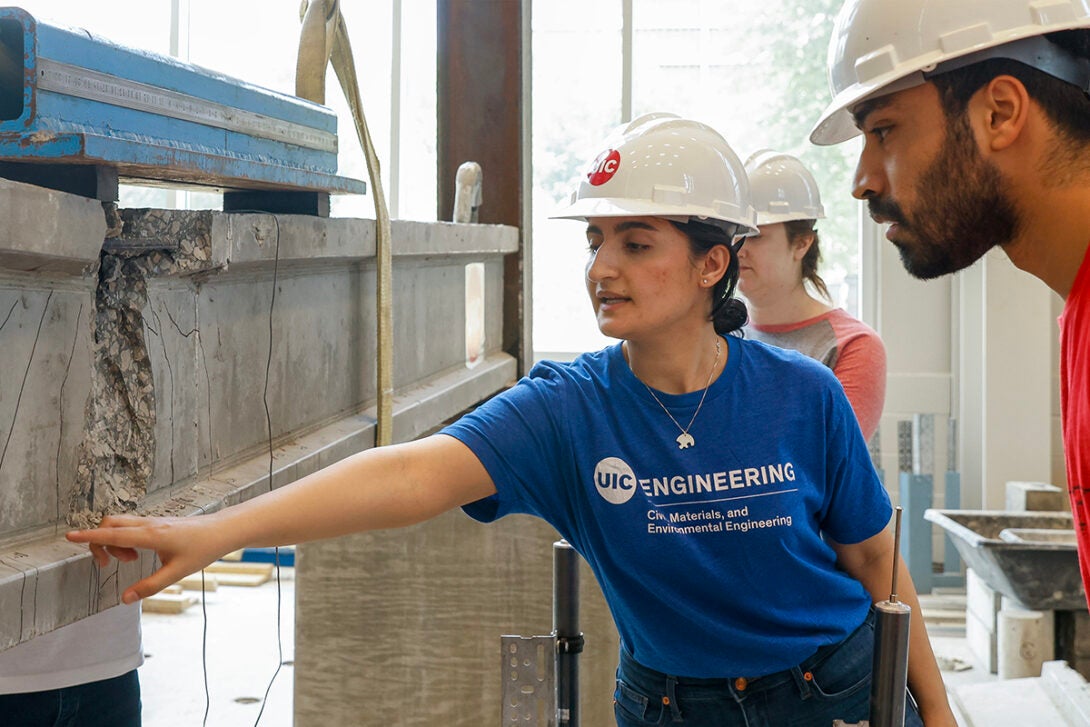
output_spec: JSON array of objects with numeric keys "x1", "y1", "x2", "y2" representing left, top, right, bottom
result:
[{"x1": 296, "y1": 0, "x2": 395, "y2": 447}]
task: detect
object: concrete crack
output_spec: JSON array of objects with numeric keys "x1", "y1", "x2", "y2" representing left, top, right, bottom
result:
[
  {"x1": 0, "y1": 291, "x2": 54, "y2": 477},
  {"x1": 0, "y1": 557, "x2": 31, "y2": 640},
  {"x1": 55, "y1": 304, "x2": 85, "y2": 525},
  {"x1": 147, "y1": 305, "x2": 176, "y2": 485},
  {"x1": 0, "y1": 298, "x2": 16, "y2": 332},
  {"x1": 196, "y1": 316, "x2": 214, "y2": 480}
]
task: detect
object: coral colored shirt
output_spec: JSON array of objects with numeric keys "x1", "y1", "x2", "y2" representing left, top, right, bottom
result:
[
  {"x1": 746, "y1": 309, "x2": 887, "y2": 441},
  {"x1": 1060, "y1": 242, "x2": 1090, "y2": 606}
]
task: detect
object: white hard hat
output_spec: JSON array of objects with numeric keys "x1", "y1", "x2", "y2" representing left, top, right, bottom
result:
[
  {"x1": 811, "y1": 0, "x2": 1090, "y2": 145},
  {"x1": 744, "y1": 150, "x2": 825, "y2": 225},
  {"x1": 552, "y1": 113, "x2": 758, "y2": 236}
]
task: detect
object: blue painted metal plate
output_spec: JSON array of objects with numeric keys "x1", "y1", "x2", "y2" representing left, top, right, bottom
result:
[{"x1": 0, "y1": 7, "x2": 365, "y2": 195}]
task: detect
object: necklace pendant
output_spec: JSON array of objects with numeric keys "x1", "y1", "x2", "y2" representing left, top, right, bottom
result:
[{"x1": 676, "y1": 432, "x2": 696, "y2": 449}]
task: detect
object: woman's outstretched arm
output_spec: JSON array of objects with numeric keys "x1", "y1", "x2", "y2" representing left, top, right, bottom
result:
[{"x1": 66, "y1": 434, "x2": 495, "y2": 603}]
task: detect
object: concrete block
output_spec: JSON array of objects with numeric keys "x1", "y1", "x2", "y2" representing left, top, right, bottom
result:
[
  {"x1": 998, "y1": 607, "x2": 1054, "y2": 679},
  {"x1": 967, "y1": 568, "x2": 1003, "y2": 629},
  {"x1": 954, "y1": 677, "x2": 1070, "y2": 727},
  {"x1": 1041, "y1": 660, "x2": 1090, "y2": 725},
  {"x1": 1002, "y1": 596, "x2": 1056, "y2": 645},
  {"x1": 967, "y1": 608, "x2": 999, "y2": 674},
  {"x1": 1006, "y1": 481, "x2": 1068, "y2": 512}
]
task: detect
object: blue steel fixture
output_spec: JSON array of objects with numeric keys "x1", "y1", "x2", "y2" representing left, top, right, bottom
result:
[
  {"x1": 0, "y1": 6, "x2": 365, "y2": 212},
  {"x1": 898, "y1": 415, "x2": 934, "y2": 595}
]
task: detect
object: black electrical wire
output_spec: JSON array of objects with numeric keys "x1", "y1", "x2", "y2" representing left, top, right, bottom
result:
[
  {"x1": 194, "y1": 211, "x2": 285, "y2": 726},
  {"x1": 201, "y1": 567, "x2": 210, "y2": 727},
  {"x1": 253, "y1": 213, "x2": 284, "y2": 727}
]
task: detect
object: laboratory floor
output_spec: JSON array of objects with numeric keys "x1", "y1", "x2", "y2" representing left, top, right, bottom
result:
[
  {"x1": 137, "y1": 576, "x2": 1024, "y2": 727},
  {"x1": 139, "y1": 567, "x2": 296, "y2": 727},
  {"x1": 918, "y1": 589, "x2": 994, "y2": 726}
]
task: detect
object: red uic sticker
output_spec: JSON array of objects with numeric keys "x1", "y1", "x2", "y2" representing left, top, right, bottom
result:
[{"x1": 587, "y1": 149, "x2": 621, "y2": 186}]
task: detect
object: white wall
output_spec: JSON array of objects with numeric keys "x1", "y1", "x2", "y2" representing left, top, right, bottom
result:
[{"x1": 864, "y1": 218, "x2": 1060, "y2": 512}]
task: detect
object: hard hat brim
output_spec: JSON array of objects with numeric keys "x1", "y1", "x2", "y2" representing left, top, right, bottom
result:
[{"x1": 550, "y1": 196, "x2": 759, "y2": 236}]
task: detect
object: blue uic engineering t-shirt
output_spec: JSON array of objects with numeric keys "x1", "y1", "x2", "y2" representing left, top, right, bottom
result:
[{"x1": 441, "y1": 335, "x2": 891, "y2": 678}]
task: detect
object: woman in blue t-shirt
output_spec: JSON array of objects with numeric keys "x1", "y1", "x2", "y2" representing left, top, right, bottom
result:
[{"x1": 69, "y1": 114, "x2": 955, "y2": 727}]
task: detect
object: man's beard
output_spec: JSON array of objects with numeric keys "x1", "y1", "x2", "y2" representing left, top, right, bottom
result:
[{"x1": 868, "y1": 114, "x2": 1021, "y2": 280}]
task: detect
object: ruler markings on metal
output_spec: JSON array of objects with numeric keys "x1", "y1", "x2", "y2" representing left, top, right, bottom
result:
[{"x1": 36, "y1": 58, "x2": 337, "y2": 154}]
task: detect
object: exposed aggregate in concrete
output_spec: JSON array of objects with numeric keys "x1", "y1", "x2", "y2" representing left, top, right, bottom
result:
[{"x1": 68, "y1": 208, "x2": 223, "y2": 528}]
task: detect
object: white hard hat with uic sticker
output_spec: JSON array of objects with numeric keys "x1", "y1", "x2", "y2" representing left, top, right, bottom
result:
[
  {"x1": 744, "y1": 150, "x2": 825, "y2": 226},
  {"x1": 811, "y1": 0, "x2": 1090, "y2": 145},
  {"x1": 552, "y1": 113, "x2": 758, "y2": 237}
]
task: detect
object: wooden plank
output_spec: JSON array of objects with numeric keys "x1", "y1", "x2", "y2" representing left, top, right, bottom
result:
[
  {"x1": 142, "y1": 593, "x2": 198, "y2": 614},
  {"x1": 201, "y1": 561, "x2": 275, "y2": 587},
  {"x1": 176, "y1": 573, "x2": 219, "y2": 591},
  {"x1": 204, "y1": 561, "x2": 275, "y2": 576},
  {"x1": 206, "y1": 571, "x2": 270, "y2": 588}
]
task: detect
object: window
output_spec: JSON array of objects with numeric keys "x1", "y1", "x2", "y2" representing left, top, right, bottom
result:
[
  {"x1": 10, "y1": 1, "x2": 436, "y2": 219},
  {"x1": 532, "y1": 0, "x2": 862, "y2": 359}
]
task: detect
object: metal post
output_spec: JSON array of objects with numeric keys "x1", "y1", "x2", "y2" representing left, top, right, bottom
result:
[
  {"x1": 870, "y1": 508, "x2": 911, "y2": 727},
  {"x1": 554, "y1": 540, "x2": 582, "y2": 727}
]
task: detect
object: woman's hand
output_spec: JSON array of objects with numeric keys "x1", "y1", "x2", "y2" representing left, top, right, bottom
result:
[{"x1": 67, "y1": 513, "x2": 230, "y2": 604}]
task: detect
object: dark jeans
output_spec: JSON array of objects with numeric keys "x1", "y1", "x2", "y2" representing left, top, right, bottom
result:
[
  {"x1": 614, "y1": 610, "x2": 923, "y2": 726},
  {"x1": 0, "y1": 669, "x2": 141, "y2": 727}
]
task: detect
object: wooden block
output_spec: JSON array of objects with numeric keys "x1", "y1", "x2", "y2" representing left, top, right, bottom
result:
[
  {"x1": 142, "y1": 594, "x2": 198, "y2": 614},
  {"x1": 176, "y1": 573, "x2": 219, "y2": 591},
  {"x1": 205, "y1": 561, "x2": 276, "y2": 576},
  {"x1": 206, "y1": 570, "x2": 271, "y2": 587},
  {"x1": 221, "y1": 549, "x2": 244, "y2": 561},
  {"x1": 200, "y1": 562, "x2": 275, "y2": 587},
  {"x1": 161, "y1": 584, "x2": 184, "y2": 595}
]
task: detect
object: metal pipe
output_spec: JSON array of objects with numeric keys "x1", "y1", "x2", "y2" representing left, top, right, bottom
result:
[
  {"x1": 871, "y1": 600, "x2": 911, "y2": 726},
  {"x1": 870, "y1": 507, "x2": 911, "y2": 727},
  {"x1": 554, "y1": 539, "x2": 581, "y2": 727}
]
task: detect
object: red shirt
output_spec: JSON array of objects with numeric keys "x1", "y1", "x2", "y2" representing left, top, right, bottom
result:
[{"x1": 1061, "y1": 242, "x2": 1090, "y2": 603}]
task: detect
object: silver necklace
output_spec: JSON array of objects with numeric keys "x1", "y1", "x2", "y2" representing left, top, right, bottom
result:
[{"x1": 641, "y1": 337, "x2": 721, "y2": 450}]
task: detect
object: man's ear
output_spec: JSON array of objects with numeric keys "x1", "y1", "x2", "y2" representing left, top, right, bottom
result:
[{"x1": 974, "y1": 75, "x2": 1030, "y2": 152}]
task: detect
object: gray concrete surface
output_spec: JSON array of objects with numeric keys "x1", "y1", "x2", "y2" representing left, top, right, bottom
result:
[{"x1": 0, "y1": 177, "x2": 520, "y2": 656}]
